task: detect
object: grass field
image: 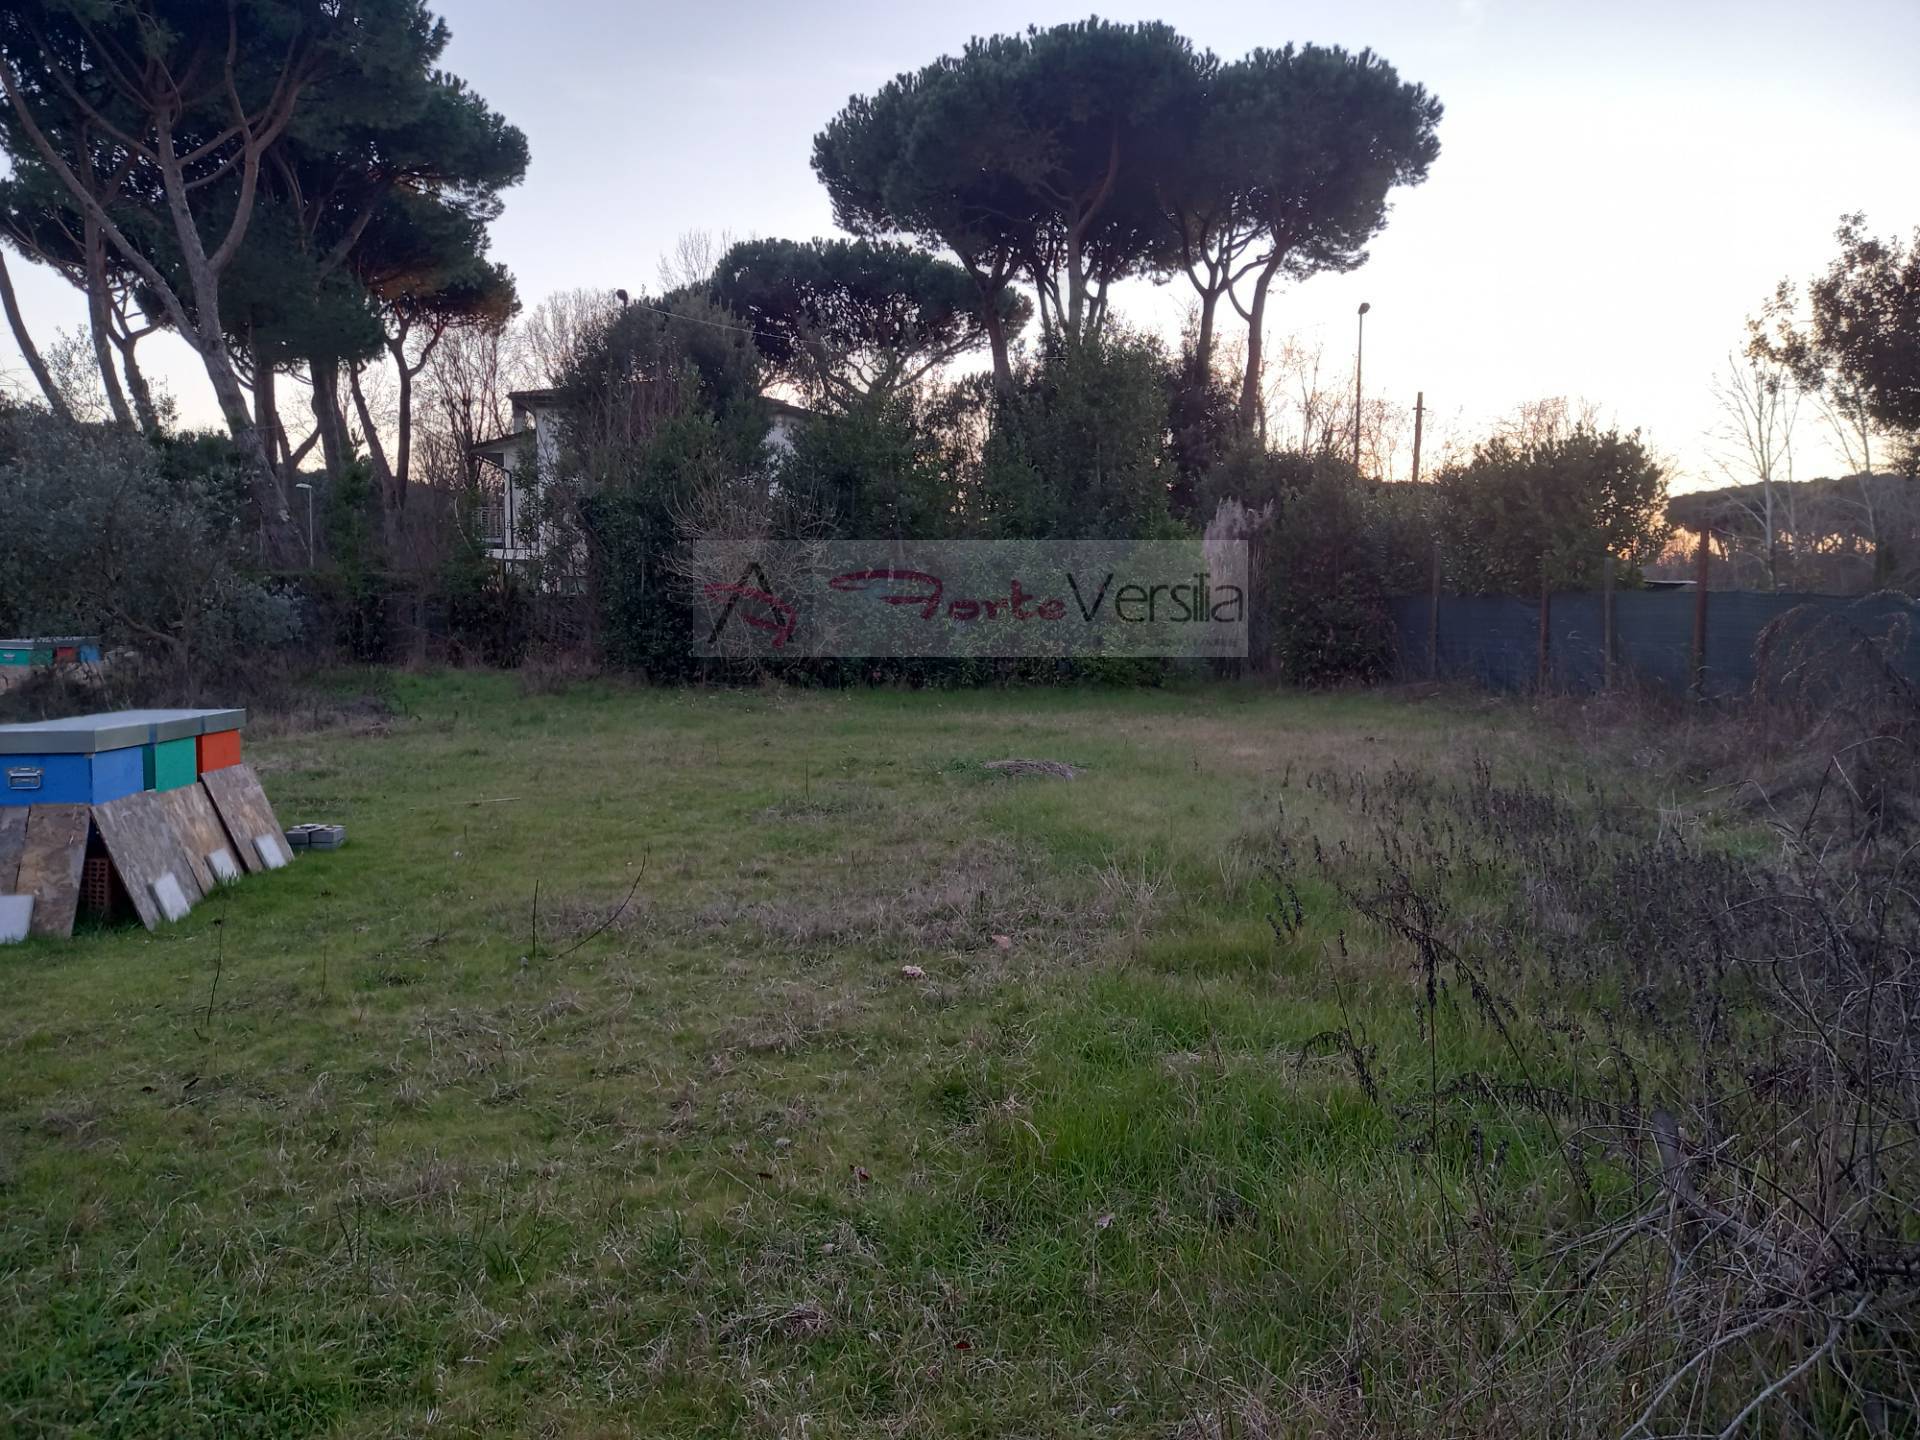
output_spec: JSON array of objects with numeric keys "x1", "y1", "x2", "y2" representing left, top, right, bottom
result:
[{"x1": 0, "y1": 675, "x2": 1678, "y2": 1436}]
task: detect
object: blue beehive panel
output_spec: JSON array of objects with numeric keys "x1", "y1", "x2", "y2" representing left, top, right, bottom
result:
[{"x1": 2, "y1": 745, "x2": 144, "y2": 806}]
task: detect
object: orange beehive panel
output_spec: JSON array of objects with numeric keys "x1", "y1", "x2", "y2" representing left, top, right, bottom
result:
[{"x1": 196, "y1": 729, "x2": 242, "y2": 774}]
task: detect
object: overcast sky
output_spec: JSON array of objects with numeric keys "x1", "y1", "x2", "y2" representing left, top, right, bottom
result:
[{"x1": 2, "y1": 0, "x2": 1915, "y2": 489}]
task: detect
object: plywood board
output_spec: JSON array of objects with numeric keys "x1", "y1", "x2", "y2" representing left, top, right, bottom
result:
[
  {"x1": 161, "y1": 784, "x2": 233, "y2": 896},
  {"x1": 16, "y1": 804, "x2": 89, "y2": 937},
  {"x1": 0, "y1": 806, "x2": 25, "y2": 890},
  {"x1": 200, "y1": 765, "x2": 285, "y2": 876},
  {"x1": 93, "y1": 790, "x2": 201, "y2": 931}
]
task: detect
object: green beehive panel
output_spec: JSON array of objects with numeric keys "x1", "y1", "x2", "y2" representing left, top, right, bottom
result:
[
  {"x1": 144, "y1": 737, "x2": 197, "y2": 792},
  {"x1": 0, "y1": 648, "x2": 30, "y2": 666}
]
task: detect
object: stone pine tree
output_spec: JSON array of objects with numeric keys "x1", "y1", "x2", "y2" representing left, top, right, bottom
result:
[
  {"x1": 813, "y1": 33, "x2": 1034, "y2": 391},
  {"x1": 1211, "y1": 47, "x2": 1442, "y2": 431},
  {"x1": 289, "y1": 65, "x2": 526, "y2": 497},
  {"x1": 814, "y1": 20, "x2": 1203, "y2": 389},
  {"x1": 815, "y1": 25, "x2": 1439, "y2": 431},
  {"x1": 348, "y1": 190, "x2": 519, "y2": 508},
  {"x1": 0, "y1": 0, "x2": 524, "y2": 544},
  {"x1": 708, "y1": 237, "x2": 1029, "y2": 409},
  {"x1": 0, "y1": 1, "x2": 399, "y2": 524},
  {"x1": 0, "y1": 159, "x2": 169, "y2": 429}
]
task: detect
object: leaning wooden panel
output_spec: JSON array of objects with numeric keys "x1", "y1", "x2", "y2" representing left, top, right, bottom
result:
[
  {"x1": 16, "y1": 804, "x2": 90, "y2": 937},
  {"x1": 93, "y1": 790, "x2": 202, "y2": 930},
  {"x1": 160, "y1": 784, "x2": 232, "y2": 896},
  {"x1": 200, "y1": 765, "x2": 286, "y2": 876},
  {"x1": 0, "y1": 806, "x2": 26, "y2": 891}
]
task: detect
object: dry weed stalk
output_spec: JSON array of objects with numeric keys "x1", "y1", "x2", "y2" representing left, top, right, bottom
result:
[{"x1": 1280, "y1": 736, "x2": 1920, "y2": 1435}]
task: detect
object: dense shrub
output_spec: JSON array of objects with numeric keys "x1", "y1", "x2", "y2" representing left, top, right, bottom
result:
[
  {"x1": 1436, "y1": 425, "x2": 1669, "y2": 593},
  {"x1": 973, "y1": 332, "x2": 1182, "y2": 540},
  {"x1": 1263, "y1": 461, "x2": 1395, "y2": 684},
  {"x1": 533, "y1": 293, "x2": 772, "y2": 673},
  {"x1": 441, "y1": 526, "x2": 531, "y2": 666},
  {"x1": 0, "y1": 403, "x2": 300, "y2": 689},
  {"x1": 312, "y1": 460, "x2": 390, "y2": 662},
  {"x1": 775, "y1": 394, "x2": 953, "y2": 538},
  {"x1": 1203, "y1": 448, "x2": 1395, "y2": 685}
]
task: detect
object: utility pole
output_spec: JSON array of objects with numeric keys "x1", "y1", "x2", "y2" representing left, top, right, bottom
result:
[
  {"x1": 1352, "y1": 302, "x2": 1370, "y2": 473},
  {"x1": 1410, "y1": 390, "x2": 1425, "y2": 483},
  {"x1": 1690, "y1": 528, "x2": 1710, "y2": 699}
]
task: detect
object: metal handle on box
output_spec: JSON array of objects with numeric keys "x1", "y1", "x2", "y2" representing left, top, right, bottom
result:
[{"x1": 6, "y1": 766, "x2": 44, "y2": 791}]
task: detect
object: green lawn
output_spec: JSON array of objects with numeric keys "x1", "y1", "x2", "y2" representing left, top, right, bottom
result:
[{"x1": 0, "y1": 675, "x2": 1612, "y2": 1437}]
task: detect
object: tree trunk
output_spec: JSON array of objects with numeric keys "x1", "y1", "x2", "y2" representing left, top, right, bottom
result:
[
  {"x1": 962, "y1": 256, "x2": 1017, "y2": 394},
  {"x1": 981, "y1": 294, "x2": 1013, "y2": 393},
  {"x1": 0, "y1": 54, "x2": 300, "y2": 551},
  {"x1": 84, "y1": 218, "x2": 134, "y2": 429},
  {"x1": 253, "y1": 339, "x2": 278, "y2": 455},
  {"x1": 1061, "y1": 127, "x2": 1120, "y2": 347},
  {"x1": 389, "y1": 336, "x2": 415, "y2": 501},
  {"x1": 200, "y1": 329, "x2": 288, "y2": 531},
  {"x1": 1194, "y1": 285, "x2": 1221, "y2": 381},
  {"x1": 117, "y1": 332, "x2": 159, "y2": 434},
  {"x1": 309, "y1": 360, "x2": 351, "y2": 481},
  {"x1": 347, "y1": 363, "x2": 394, "y2": 498},
  {"x1": 1237, "y1": 256, "x2": 1282, "y2": 433},
  {"x1": 0, "y1": 249, "x2": 71, "y2": 421},
  {"x1": 1064, "y1": 235, "x2": 1086, "y2": 343}
]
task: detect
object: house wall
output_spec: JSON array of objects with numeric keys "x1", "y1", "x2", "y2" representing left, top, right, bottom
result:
[
  {"x1": 482, "y1": 399, "x2": 808, "y2": 565},
  {"x1": 768, "y1": 413, "x2": 801, "y2": 457}
]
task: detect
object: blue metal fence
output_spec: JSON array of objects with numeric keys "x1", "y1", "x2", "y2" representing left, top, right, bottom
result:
[{"x1": 1387, "y1": 591, "x2": 1920, "y2": 696}]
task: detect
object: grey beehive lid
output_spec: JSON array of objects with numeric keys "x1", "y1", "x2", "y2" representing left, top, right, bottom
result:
[
  {"x1": 112, "y1": 709, "x2": 210, "y2": 743},
  {"x1": 0, "y1": 706, "x2": 248, "y2": 754},
  {"x1": 0, "y1": 713, "x2": 152, "y2": 754}
]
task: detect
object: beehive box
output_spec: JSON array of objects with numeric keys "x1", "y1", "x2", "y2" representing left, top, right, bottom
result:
[
  {"x1": 187, "y1": 709, "x2": 246, "y2": 775},
  {"x1": 112, "y1": 711, "x2": 202, "y2": 793},
  {"x1": 0, "y1": 714, "x2": 150, "y2": 806},
  {"x1": 144, "y1": 737, "x2": 197, "y2": 791},
  {"x1": 196, "y1": 730, "x2": 242, "y2": 773},
  {"x1": 0, "y1": 708, "x2": 248, "y2": 807},
  {"x1": 0, "y1": 636, "x2": 101, "y2": 668}
]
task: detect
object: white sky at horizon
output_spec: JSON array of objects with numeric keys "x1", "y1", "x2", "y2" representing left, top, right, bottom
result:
[{"x1": 1, "y1": 0, "x2": 1914, "y2": 492}]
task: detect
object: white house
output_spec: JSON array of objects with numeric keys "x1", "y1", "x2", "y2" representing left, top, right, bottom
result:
[{"x1": 469, "y1": 389, "x2": 811, "y2": 565}]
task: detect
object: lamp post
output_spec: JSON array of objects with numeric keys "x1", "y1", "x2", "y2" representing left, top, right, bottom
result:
[
  {"x1": 1353, "y1": 301, "x2": 1371, "y2": 473},
  {"x1": 293, "y1": 481, "x2": 314, "y2": 568}
]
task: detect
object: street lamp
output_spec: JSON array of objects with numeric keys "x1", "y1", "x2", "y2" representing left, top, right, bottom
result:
[
  {"x1": 1353, "y1": 301, "x2": 1371, "y2": 473},
  {"x1": 293, "y1": 482, "x2": 315, "y2": 568}
]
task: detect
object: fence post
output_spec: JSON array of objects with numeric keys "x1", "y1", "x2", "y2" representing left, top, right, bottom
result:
[
  {"x1": 1537, "y1": 566, "x2": 1551, "y2": 692},
  {"x1": 1690, "y1": 528, "x2": 1709, "y2": 699},
  {"x1": 1601, "y1": 553, "x2": 1616, "y2": 690},
  {"x1": 1427, "y1": 540, "x2": 1441, "y2": 679}
]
